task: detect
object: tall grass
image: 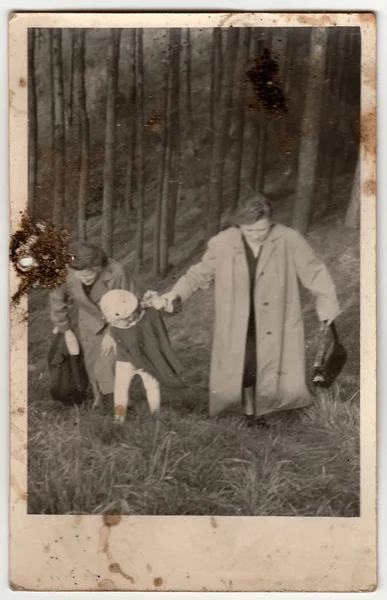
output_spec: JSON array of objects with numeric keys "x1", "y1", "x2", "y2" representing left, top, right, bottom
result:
[{"x1": 27, "y1": 207, "x2": 360, "y2": 516}]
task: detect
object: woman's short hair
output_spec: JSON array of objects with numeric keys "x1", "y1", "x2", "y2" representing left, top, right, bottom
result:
[
  {"x1": 230, "y1": 194, "x2": 273, "y2": 226},
  {"x1": 70, "y1": 242, "x2": 108, "y2": 271}
]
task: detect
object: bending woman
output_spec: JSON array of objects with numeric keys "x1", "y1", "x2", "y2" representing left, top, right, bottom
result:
[{"x1": 49, "y1": 242, "x2": 139, "y2": 407}]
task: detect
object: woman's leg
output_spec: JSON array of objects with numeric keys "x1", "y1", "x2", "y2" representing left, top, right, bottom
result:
[{"x1": 243, "y1": 387, "x2": 255, "y2": 416}]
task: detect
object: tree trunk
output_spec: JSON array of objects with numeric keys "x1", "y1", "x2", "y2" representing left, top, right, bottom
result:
[
  {"x1": 292, "y1": 28, "x2": 328, "y2": 236},
  {"x1": 167, "y1": 28, "x2": 181, "y2": 247},
  {"x1": 207, "y1": 28, "x2": 239, "y2": 238},
  {"x1": 124, "y1": 29, "x2": 136, "y2": 215},
  {"x1": 345, "y1": 152, "x2": 360, "y2": 229},
  {"x1": 134, "y1": 28, "x2": 145, "y2": 273},
  {"x1": 230, "y1": 28, "x2": 251, "y2": 210},
  {"x1": 157, "y1": 36, "x2": 174, "y2": 276},
  {"x1": 75, "y1": 29, "x2": 89, "y2": 242},
  {"x1": 52, "y1": 29, "x2": 65, "y2": 229},
  {"x1": 101, "y1": 29, "x2": 120, "y2": 256},
  {"x1": 209, "y1": 28, "x2": 222, "y2": 136},
  {"x1": 185, "y1": 28, "x2": 195, "y2": 156},
  {"x1": 28, "y1": 28, "x2": 38, "y2": 220},
  {"x1": 67, "y1": 30, "x2": 75, "y2": 131},
  {"x1": 251, "y1": 30, "x2": 272, "y2": 194},
  {"x1": 49, "y1": 30, "x2": 55, "y2": 170}
]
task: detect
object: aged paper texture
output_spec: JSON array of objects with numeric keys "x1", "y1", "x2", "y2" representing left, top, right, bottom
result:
[{"x1": 9, "y1": 12, "x2": 376, "y2": 592}]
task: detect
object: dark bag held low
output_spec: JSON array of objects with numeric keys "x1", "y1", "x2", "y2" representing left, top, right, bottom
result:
[
  {"x1": 312, "y1": 321, "x2": 347, "y2": 388},
  {"x1": 48, "y1": 333, "x2": 89, "y2": 405}
]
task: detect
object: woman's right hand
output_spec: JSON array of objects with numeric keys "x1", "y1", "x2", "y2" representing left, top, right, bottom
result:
[{"x1": 160, "y1": 290, "x2": 179, "y2": 313}]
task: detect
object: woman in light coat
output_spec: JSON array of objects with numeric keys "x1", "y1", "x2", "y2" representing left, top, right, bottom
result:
[
  {"x1": 162, "y1": 195, "x2": 340, "y2": 426},
  {"x1": 49, "y1": 243, "x2": 139, "y2": 407}
]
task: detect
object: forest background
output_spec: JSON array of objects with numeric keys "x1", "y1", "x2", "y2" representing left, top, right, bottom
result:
[{"x1": 27, "y1": 27, "x2": 361, "y2": 517}]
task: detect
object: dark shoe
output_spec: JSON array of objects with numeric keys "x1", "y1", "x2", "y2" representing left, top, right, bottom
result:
[
  {"x1": 255, "y1": 417, "x2": 270, "y2": 429},
  {"x1": 244, "y1": 415, "x2": 255, "y2": 428}
]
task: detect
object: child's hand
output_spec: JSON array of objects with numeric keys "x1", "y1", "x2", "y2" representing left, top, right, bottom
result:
[
  {"x1": 101, "y1": 332, "x2": 117, "y2": 356},
  {"x1": 141, "y1": 290, "x2": 167, "y2": 310}
]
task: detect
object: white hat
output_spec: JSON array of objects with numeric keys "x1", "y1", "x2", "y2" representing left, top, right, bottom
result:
[{"x1": 100, "y1": 289, "x2": 139, "y2": 323}]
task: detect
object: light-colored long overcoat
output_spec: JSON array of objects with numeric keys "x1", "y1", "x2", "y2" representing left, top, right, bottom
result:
[
  {"x1": 172, "y1": 224, "x2": 340, "y2": 417},
  {"x1": 49, "y1": 259, "x2": 139, "y2": 395}
]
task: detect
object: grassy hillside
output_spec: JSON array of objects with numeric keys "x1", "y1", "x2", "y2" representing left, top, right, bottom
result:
[{"x1": 27, "y1": 184, "x2": 360, "y2": 516}]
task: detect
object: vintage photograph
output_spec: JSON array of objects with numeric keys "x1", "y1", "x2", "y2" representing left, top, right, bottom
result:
[{"x1": 24, "y1": 24, "x2": 361, "y2": 518}]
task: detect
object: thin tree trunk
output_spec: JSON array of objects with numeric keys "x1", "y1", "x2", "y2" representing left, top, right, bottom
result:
[
  {"x1": 101, "y1": 29, "x2": 120, "y2": 255},
  {"x1": 292, "y1": 28, "x2": 328, "y2": 236},
  {"x1": 251, "y1": 30, "x2": 272, "y2": 193},
  {"x1": 209, "y1": 28, "x2": 222, "y2": 135},
  {"x1": 345, "y1": 152, "x2": 360, "y2": 228},
  {"x1": 49, "y1": 31, "x2": 55, "y2": 200},
  {"x1": 167, "y1": 28, "x2": 181, "y2": 247},
  {"x1": 28, "y1": 28, "x2": 38, "y2": 219},
  {"x1": 185, "y1": 28, "x2": 195, "y2": 156},
  {"x1": 52, "y1": 29, "x2": 65, "y2": 229},
  {"x1": 67, "y1": 30, "x2": 75, "y2": 130},
  {"x1": 124, "y1": 29, "x2": 136, "y2": 215},
  {"x1": 207, "y1": 28, "x2": 239, "y2": 238},
  {"x1": 158, "y1": 36, "x2": 174, "y2": 276},
  {"x1": 134, "y1": 28, "x2": 145, "y2": 273},
  {"x1": 230, "y1": 28, "x2": 251, "y2": 210},
  {"x1": 75, "y1": 30, "x2": 89, "y2": 242}
]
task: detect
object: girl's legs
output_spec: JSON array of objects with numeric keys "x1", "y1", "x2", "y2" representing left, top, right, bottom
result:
[
  {"x1": 138, "y1": 370, "x2": 161, "y2": 414},
  {"x1": 114, "y1": 361, "x2": 136, "y2": 422}
]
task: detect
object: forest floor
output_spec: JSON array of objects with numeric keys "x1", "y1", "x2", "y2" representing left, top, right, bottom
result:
[{"x1": 27, "y1": 181, "x2": 360, "y2": 516}]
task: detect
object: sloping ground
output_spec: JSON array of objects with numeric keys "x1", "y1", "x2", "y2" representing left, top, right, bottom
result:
[{"x1": 27, "y1": 183, "x2": 360, "y2": 516}]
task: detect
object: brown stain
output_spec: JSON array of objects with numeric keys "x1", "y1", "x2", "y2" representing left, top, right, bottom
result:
[
  {"x1": 246, "y1": 49, "x2": 288, "y2": 117},
  {"x1": 210, "y1": 516, "x2": 218, "y2": 529},
  {"x1": 109, "y1": 562, "x2": 134, "y2": 583},
  {"x1": 20, "y1": 492, "x2": 28, "y2": 501},
  {"x1": 103, "y1": 512, "x2": 122, "y2": 527},
  {"x1": 9, "y1": 213, "x2": 73, "y2": 305},
  {"x1": 153, "y1": 577, "x2": 163, "y2": 587},
  {"x1": 98, "y1": 578, "x2": 117, "y2": 591},
  {"x1": 359, "y1": 13, "x2": 376, "y2": 25},
  {"x1": 297, "y1": 14, "x2": 333, "y2": 26},
  {"x1": 360, "y1": 108, "x2": 376, "y2": 156},
  {"x1": 114, "y1": 404, "x2": 126, "y2": 418},
  {"x1": 363, "y1": 179, "x2": 376, "y2": 195},
  {"x1": 145, "y1": 112, "x2": 163, "y2": 132},
  {"x1": 17, "y1": 406, "x2": 25, "y2": 414},
  {"x1": 19, "y1": 77, "x2": 26, "y2": 88}
]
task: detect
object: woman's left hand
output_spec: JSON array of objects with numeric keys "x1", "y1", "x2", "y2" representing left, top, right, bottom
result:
[{"x1": 101, "y1": 332, "x2": 117, "y2": 356}]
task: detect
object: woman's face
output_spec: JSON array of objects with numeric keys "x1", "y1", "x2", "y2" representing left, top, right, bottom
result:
[
  {"x1": 72, "y1": 267, "x2": 102, "y2": 286},
  {"x1": 240, "y1": 218, "x2": 271, "y2": 244}
]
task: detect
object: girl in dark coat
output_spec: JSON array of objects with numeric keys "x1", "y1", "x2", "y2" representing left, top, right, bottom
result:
[{"x1": 100, "y1": 290, "x2": 184, "y2": 422}]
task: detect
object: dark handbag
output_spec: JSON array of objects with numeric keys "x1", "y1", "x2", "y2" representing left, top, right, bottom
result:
[
  {"x1": 48, "y1": 333, "x2": 89, "y2": 405},
  {"x1": 312, "y1": 321, "x2": 347, "y2": 388}
]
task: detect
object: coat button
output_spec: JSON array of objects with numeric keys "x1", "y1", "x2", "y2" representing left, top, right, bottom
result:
[
  {"x1": 266, "y1": 331, "x2": 272, "y2": 335},
  {"x1": 263, "y1": 302, "x2": 269, "y2": 306}
]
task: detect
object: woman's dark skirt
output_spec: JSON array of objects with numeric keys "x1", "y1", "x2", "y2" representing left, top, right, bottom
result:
[{"x1": 243, "y1": 312, "x2": 257, "y2": 388}]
